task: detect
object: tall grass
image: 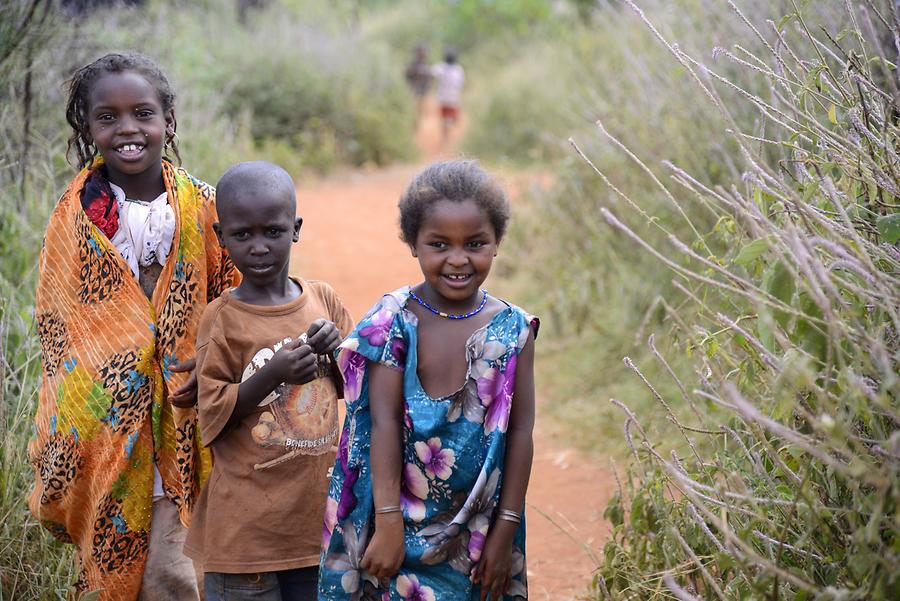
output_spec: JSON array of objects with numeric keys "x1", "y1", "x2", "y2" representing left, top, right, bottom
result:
[
  {"x1": 58, "y1": 0, "x2": 416, "y2": 179},
  {"x1": 480, "y1": 1, "x2": 777, "y2": 454},
  {"x1": 0, "y1": 1, "x2": 418, "y2": 597},
  {"x1": 514, "y1": 0, "x2": 900, "y2": 597},
  {"x1": 467, "y1": 0, "x2": 899, "y2": 596},
  {"x1": 1, "y1": 2, "x2": 79, "y2": 596}
]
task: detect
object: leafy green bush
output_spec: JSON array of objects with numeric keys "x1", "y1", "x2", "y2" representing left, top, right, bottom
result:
[
  {"x1": 462, "y1": 38, "x2": 574, "y2": 164},
  {"x1": 361, "y1": 0, "x2": 562, "y2": 55},
  {"x1": 64, "y1": 0, "x2": 415, "y2": 177},
  {"x1": 494, "y1": 1, "x2": 769, "y2": 454},
  {"x1": 0, "y1": 2, "x2": 418, "y2": 597},
  {"x1": 215, "y1": 10, "x2": 415, "y2": 170},
  {"x1": 1, "y1": 4, "x2": 79, "y2": 597},
  {"x1": 431, "y1": 0, "x2": 556, "y2": 51},
  {"x1": 556, "y1": 1, "x2": 900, "y2": 598}
]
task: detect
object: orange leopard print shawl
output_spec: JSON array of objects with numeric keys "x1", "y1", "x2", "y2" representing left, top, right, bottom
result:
[{"x1": 29, "y1": 159, "x2": 238, "y2": 600}]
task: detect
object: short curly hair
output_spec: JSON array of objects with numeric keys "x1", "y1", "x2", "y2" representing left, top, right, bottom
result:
[
  {"x1": 65, "y1": 52, "x2": 180, "y2": 168},
  {"x1": 399, "y1": 160, "x2": 510, "y2": 245}
]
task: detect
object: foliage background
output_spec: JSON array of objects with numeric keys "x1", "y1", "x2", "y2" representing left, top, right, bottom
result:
[{"x1": 2, "y1": 0, "x2": 899, "y2": 599}]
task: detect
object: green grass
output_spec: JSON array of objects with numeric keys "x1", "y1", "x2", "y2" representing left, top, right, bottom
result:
[
  {"x1": 0, "y1": 1, "x2": 422, "y2": 596},
  {"x1": 469, "y1": 0, "x2": 900, "y2": 597},
  {"x1": 6, "y1": 0, "x2": 898, "y2": 598}
]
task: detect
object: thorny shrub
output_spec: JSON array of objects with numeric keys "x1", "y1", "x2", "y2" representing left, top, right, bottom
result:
[{"x1": 586, "y1": 1, "x2": 900, "y2": 599}]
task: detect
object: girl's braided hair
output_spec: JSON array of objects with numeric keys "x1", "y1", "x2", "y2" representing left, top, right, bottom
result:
[
  {"x1": 65, "y1": 52, "x2": 181, "y2": 168},
  {"x1": 399, "y1": 160, "x2": 510, "y2": 245}
]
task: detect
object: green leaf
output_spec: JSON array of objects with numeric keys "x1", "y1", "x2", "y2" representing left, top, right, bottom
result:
[
  {"x1": 604, "y1": 492, "x2": 624, "y2": 526},
  {"x1": 828, "y1": 103, "x2": 838, "y2": 124},
  {"x1": 795, "y1": 293, "x2": 828, "y2": 364},
  {"x1": 734, "y1": 238, "x2": 769, "y2": 266},
  {"x1": 777, "y1": 13, "x2": 797, "y2": 30},
  {"x1": 876, "y1": 213, "x2": 900, "y2": 243},
  {"x1": 761, "y1": 260, "x2": 795, "y2": 340},
  {"x1": 757, "y1": 310, "x2": 776, "y2": 353}
]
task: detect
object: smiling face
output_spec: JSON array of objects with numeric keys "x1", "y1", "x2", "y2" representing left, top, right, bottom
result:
[
  {"x1": 412, "y1": 198, "x2": 498, "y2": 310},
  {"x1": 214, "y1": 178, "x2": 301, "y2": 297},
  {"x1": 87, "y1": 71, "x2": 173, "y2": 195}
]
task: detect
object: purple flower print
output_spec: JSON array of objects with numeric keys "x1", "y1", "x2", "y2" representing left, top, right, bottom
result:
[
  {"x1": 476, "y1": 353, "x2": 517, "y2": 434},
  {"x1": 468, "y1": 329, "x2": 509, "y2": 381},
  {"x1": 389, "y1": 337, "x2": 407, "y2": 365},
  {"x1": 322, "y1": 521, "x2": 385, "y2": 600},
  {"x1": 400, "y1": 463, "x2": 429, "y2": 522},
  {"x1": 467, "y1": 512, "x2": 490, "y2": 564},
  {"x1": 338, "y1": 343, "x2": 367, "y2": 403},
  {"x1": 414, "y1": 437, "x2": 456, "y2": 481},
  {"x1": 420, "y1": 469, "x2": 500, "y2": 575},
  {"x1": 359, "y1": 308, "x2": 393, "y2": 346},
  {"x1": 396, "y1": 574, "x2": 436, "y2": 601},
  {"x1": 447, "y1": 380, "x2": 485, "y2": 424},
  {"x1": 507, "y1": 547, "x2": 528, "y2": 599},
  {"x1": 337, "y1": 425, "x2": 359, "y2": 520},
  {"x1": 467, "y1": 528, "x2": 486, "y2": 563}
]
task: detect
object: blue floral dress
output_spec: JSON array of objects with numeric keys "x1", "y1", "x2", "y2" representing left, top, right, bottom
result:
[{"x1": 319, "y1": 287, "x2": 538, "y2": 601}]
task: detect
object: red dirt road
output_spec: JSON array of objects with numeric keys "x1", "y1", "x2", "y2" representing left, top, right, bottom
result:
[{"x1": 291, "y1": 100, "x2": 613, "y2": 600}]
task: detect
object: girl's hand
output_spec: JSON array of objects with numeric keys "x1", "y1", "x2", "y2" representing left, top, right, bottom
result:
[
  {"x1": 360, "y1": 513, "x2": 405, "y2": 580},
  {"x1": 306, "y1": 319, "x2": 342, "y2": 355},
  {"x1": 169, "y1": 357, "x2": 198, "y2": 408},
  {"x1": 472, "y1": 521, "x2": 516, "y2": 600},
  {"x1": 268, "y1": 339, "x2": 318, "y2": 385}
]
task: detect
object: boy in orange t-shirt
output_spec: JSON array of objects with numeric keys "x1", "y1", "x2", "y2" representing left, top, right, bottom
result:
[{"x1": 184, "y1": 161, "x2": 353, "y2": 599}]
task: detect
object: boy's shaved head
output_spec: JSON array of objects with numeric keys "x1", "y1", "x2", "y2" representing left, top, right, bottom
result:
[
  {"x1": 216, "y1": 161, "x2": 296, "y2": 222},
  {"x1": 212, "y1": 161, "x2": 303, "y2": 294}
]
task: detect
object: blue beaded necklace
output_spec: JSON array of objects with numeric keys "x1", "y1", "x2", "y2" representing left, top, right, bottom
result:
[{"x1": 409, "y1": 289, "x2": 488, "y2": 320}]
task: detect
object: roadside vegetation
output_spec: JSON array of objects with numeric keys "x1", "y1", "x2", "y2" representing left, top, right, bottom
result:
[
  {"x1": 0, "y1": 0, "x2": 415, "y2": 596},
  {"x1": 468, "y1": 0, "x2": 900, "y2": 598},
  {"x1": 2, "y1": 0, "x2": 898, "y2": 598}
]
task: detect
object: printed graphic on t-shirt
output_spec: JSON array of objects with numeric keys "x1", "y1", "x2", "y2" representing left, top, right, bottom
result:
[{"x1": 240, "y1": 336, "x2": 338, "y2": 470}]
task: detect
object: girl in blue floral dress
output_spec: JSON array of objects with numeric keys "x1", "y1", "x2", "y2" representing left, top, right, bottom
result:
[{"x1": 319, "y1": 160, "x2": 538, "y2": 600}]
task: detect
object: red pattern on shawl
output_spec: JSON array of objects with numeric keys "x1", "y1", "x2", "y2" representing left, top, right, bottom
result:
[{"x1": 80, "y1": 170, "x2": 120, "y2": 239}]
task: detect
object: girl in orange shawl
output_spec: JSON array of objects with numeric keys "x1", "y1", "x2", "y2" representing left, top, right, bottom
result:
[{"x1": 29, "y1": 53, "x2": 238, "y2": 601}]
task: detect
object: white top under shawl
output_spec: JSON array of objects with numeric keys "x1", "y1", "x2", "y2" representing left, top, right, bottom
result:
[
  {"x1": 108, "y1": 181, "x2": 173, "y2": 500},
  {"x1": 108, "y1": 182, "x2": 176, "y2": 279}
]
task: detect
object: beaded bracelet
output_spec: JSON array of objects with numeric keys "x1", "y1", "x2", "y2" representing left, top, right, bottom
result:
[{"x1": 374, "y1": 505, "x2": 402, "y2": 515}]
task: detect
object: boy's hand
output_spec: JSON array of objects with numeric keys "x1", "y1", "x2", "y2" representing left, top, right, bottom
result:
[
  {"x1": 268, "y1": 338, "x2": 318, "y2": 385},
  {"x1": 169, "y1": 357, "x2": 198, "y2": 408},
  {"x1": 306, "y1": 319, "x2": 342, "y2": 355},
  {"x1": 472, "y1": 522, "x2": 516, "y2": 600},
  {"x1": 360, "y1": 513, "x2": 405, "y2": 580}
]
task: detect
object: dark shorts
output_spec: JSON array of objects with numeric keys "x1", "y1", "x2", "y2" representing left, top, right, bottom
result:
[
  {"x1": 441, "y1": 105, "x2": 460, "y2": 120},
  {"x1": 204, "y1": 566, "x2": 318, "y2": 601}
]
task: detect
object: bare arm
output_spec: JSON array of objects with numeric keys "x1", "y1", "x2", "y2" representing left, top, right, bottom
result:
[
  {"x1": 475, "y1": 330, "x2": 535, "y2": 600},
  {"x1": 360, "y1": 361, "x2": 406, "y2": 579},
  {"x1": 225, "y1": 339, "x2": 317, "y2": 430},
  {"x1": 496, "y1": 330, "x2": 536, "y2": 518}
]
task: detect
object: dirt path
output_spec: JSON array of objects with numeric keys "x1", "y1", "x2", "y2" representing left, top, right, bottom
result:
[{"x1": 291, "y1": 98, "x2": 614, "y2": 600}]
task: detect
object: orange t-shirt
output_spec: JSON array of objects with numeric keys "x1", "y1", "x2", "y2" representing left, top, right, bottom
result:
[{"x1": 184, "y1": 278, "x2": 353, "y2": 573}]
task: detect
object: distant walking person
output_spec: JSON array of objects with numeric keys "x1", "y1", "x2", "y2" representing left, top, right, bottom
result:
[
  {"x1": 431, "y1": 49, "x2": 465, "y2": 144},
  {"x1": 405, "y1": 43, "x2": 432, "y2": 129}
]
